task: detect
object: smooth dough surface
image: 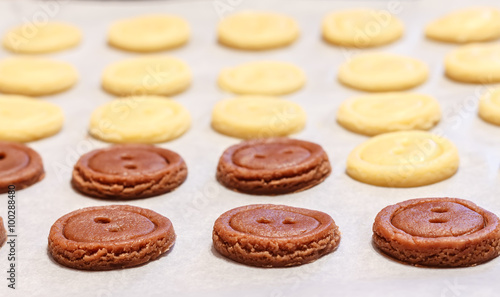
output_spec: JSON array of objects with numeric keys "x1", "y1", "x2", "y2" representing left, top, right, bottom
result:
[
  {"x1": 217, "y1": 11, "x2": 299, "y2": 50},
  {"x1": 218, "y1": 61, "x2": 306, "y2": 95},
  {"x1": 3, "y1": 22, "x2": 81, "y2": 54},
  {"x1": 426, "y1": 7, "x2": 500, "y2": 43},
  {"x1": 108, "y1": 14, "x2": 190, "y2": 52},
  {"x1": 211, "y1": 96, "x2": 306, "y2": 139},
  {"x1": 89, "y1": 96, "x2": 191, "y2": 143},
  {"x1": 338, "y1": 53, "x2": 428, "y2": 92},
  {"x1": 322, "y1": 9, "x2": 404, "y2": 48},
  {"x1": 346, "y1": 130, "x2": 459, "y2": 187},
  {"x1": 0, "y1": 57, "x2": 78, "y2": 96},
  {"x1": 337, "y1": 93, "x2": 441, "y2": 136},
  {"x1": 479, "y1": 87, "x2": 500, "y2": 125},
  {"x1": 0, "y1": 95, "x2": 64, "y2": 142},
  {"x1": 445, "y1": 43, "x2": 500, "y2": 83},
  {"x1": 102, "y1": 56, "x2": 191, "y2": 96}
]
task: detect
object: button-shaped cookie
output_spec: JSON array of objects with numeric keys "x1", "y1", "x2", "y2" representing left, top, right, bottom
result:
[{"x1": 0, "y1": 141, "x2": 44, "y2": 193}]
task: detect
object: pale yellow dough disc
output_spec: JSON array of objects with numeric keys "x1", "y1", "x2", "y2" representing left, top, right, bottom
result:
[
  {"x1": 0, "y1": 57, "x2": 78, "y2": 96},
  {"x1": 89, "y1": 96, "x2": 191, "y2": 144},
  {"x1": 2, "y1": 22, "x2": 81, "y2": 54},
  {"x1": 0, "y1": 95, "x2": 64, "y2": 142},
  {"x1": 102, "y1": 56, "x2": 191, "y2": 96},
  {"x1": 218, "y1": 61, "x2": 306, "y2": 95},
  {"x1": 337, "y1": 93, "x2": 441, "y2": 136},
  {"x1": 211, "y1": 96, "x2": 306, "y2": 139},
  {"x1": 322, "y1": 9, "x2": 404, "y2": 48},
  {"x1": 338, "y1": 53, "x2": 429, "y2": 92},
  {"x1": 346, "y1": 130, "x2": 459, "y2": 188},
  {"x1": 478, "y1": 87, "x2": 500, "y2": 125},
  {"x1": 108, "y1": 14, "x2": 190, "y2": 52},
  {"x1": 445, "y1": 43, "x2": 500, "y2": 84},
  {"x1": 217, "y1": 11, "x2": 300, "y2": 50},
  {"x1": 425, "y1": 7, "x2": 500, "y2": 43}
]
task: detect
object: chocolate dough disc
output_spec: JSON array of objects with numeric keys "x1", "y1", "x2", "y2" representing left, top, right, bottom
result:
[
  {"x1": 213, "y1": 204, "x2": 341, "y2": 267},
  {"x1": 48, "y1": 205, "x2": 176, "y2": 270},
  {"x1": 0, "y1": 217, "x2": 6, "y2": 248},
  {"x1": 373, "y1": 197, "x2": 500, "y2": 267},
  {"x1": 216, "y1": 138, "x2": 331, "y2": 195},
  {"x1": 0, "y1": 141, "x2": 44, "y2": 193},
  {"x1": 72, "y1": 144, "x2": 187, "y2": 199}
]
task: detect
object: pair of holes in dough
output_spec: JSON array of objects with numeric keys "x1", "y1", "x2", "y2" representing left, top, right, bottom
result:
[
  {"x1": 121, "y1": 154, "x2": 137, "y2": 170},
  {"x1": 254, "y1": 150, "x2": 294, "y2": 159},
  {"x1": 429, "y1": 207, "x2": 449, "y2": 224},
  {"x1": 257, "y1": 217, "x2": 296, "y2": 224}
]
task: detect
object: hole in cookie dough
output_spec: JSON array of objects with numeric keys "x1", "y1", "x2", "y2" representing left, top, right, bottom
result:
[
  {"x1": 429, "y1": 218, "x2": 448, "y2": 224},
  {"x1": 94, "y1": 217, "x2": 111, "y2": 224},
  {"x1": 431, "y1": 207, "x2": 448, "y2": 213},
  {"x1": 282, "y1": 150, "x2": 294, "y2": 154},
  {"x1": 254, "y1": 154, "x2": 266, "y2": 159},
  {"x1": 124, "y1": 164, "x2": 137, "y2": 170},
  {"x1": 120, "y1": 154, "x2": 133, "y2": 160},
  {"x1": 0, "y1": 152, "x2": 5, "y2": 160},
  {"x1": 282, "y1": 218, "x2": 295, "y2": 224},
  {"x1": 257, "y1": 217, "x2": 271, "y2": 224}
]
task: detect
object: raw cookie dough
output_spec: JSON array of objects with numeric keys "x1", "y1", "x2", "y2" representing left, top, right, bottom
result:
[
  {"x1": 373, "y1": 197, "x2": 500, "y2": 267},
  {"x1": 0, "y1": 141, "x2": 45, "y2": 193},
  {"x1": 425, "y1": 7, "x2": 500, "y2": 43},
  {"x1": 211, "y1": 96, "x2": 307, "y2": 139},
  {"x1": 217, "y1": 11, "x2": 300, "y2": 50},
  {"x1": 337, "y1": 92, "x2": 441, "y2": 136},
  {"x1": 102, "y1": 56, "x2": 191, "y2": 96},
  {"x1": 445, "y1": 43, "x2": 500, "y2": 84},
  {"x1": 0, "y1": 217, "x2": 5, "y2": 249},
  {"x1": 89, "y1": 96, "x2": 191, "y2": 143},
  {"x1": 479, "y1": 87, "x2": 500, "y2": 125},
  {"x1": 322, "y1": 9, "x2": 404, "y2": 48},
  {"x1": 216, "y1": 138, "x2": 331, "y2": 195},
  {"x1": 218, "y1": 61, "x2": 306, "y2": 95},
  {"x1": 0, "y1": 95, "x2": 64, "y2": 142},
  {"x1": 108, "y1": 14, "x2": 190, "y2": 52},
  {"x1": 338, "y1": 53, "x2": 428, "y2": 92},
  {"x1": 0, "y1": 57, "x2": 78, "y2": 96},
  {"x1": 48, "y1": 205, "x2": 176, "y2": 270},
  {"x1": 346, "y1": 130, "x2": 459, "y2": 187},
  {"x1": 72, "y1": 144, "x2": 187, "y2": 199},
  {"x1": 3, "y1": 22, "x2": 81, "y2": 54},
  {"x1": 213, "y1": 204, "x2": 341, "y2": 267}
]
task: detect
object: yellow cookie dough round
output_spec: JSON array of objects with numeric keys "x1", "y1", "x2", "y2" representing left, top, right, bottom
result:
[
  {"x1": 211, "y1": 96, "x2": 306, "y2": 139},
  {"x1": 445, "y1": 43, "x2": 500, "y2": 84},
  {"x1": 338, "y1": 53, "x2": 429, "y2": 92},
  {"x1": 346, "y1": 130, "x2": 459, "y2": 188},
  {"x1": 478, "y1": 87, "x2": 500, "y2": 125},
  {"x1": 108, "y1": 14, "x2": 190, "y2": 52},
  {"x1": 425, "y1": 7, "x2": 500, "y2": 43},
  {"x1": 217, "y1": 11, "x2": 300, "y2": 50},
  {"x1": 102, "y1": 56, "x2": 191, "y2": 96},
  {"x1": 0, "y1": 95, "x2": 64, "y2": 142},
  {"x1": 2, "y1": 22, "x2": 81, "y2": 54},
  {"x1": 89, "y1": 96, "x2": 191, "y2": 143},
  {"x1": 218, "y1": 61, "x2": 306, "y2": 95},
  {"x1": 322, "y1": 9, "x2": 404, "y2": 48},
  {"x1": 0, "y1": 57, "x2": 78, "y2": 96},
  {"x1": 337, "y1": 93, "x2": 441, "y2": 136}
]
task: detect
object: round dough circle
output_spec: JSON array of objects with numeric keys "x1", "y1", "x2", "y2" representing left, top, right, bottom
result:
[
  {"x1": 102, "y1": 56, "x2": 191, "y2": 96},
  {"x1": 322, "y1": 9, "x2": 404, "y2": 48},
  {"x1": 445, "y1": 43, "x2": 500, "y2": 84},
  {"x1": 89, "y1": 96, "x2": 191, "y2": 143},
  {"x1": 108, "y1": 14, "x2": 190, "y2": 52},
  {"x1": 211, "y1": 96, "x2": 307, "y2": 139},
  {"x1": 425, "y1": 8, "x2": 500, "y2": 43},
  {"x1": 346, "y1": 130, "x2": 459, "y2": 187},
  {"x1": 0, "y1": 95, "x2": 64, "y2": 142},
  {"x1": 2, "y1": 22, "x2": 81, "y2": 54},
  {"x1": 217, "y1": 11, "x2": 300, "y2": 50},
  {"x1": 0, "y1": 57, "x2": 78, "y2": 96},
  {"x1": 478, "y1": 87, "x2": 500, "y2": 125},
  {"x1": 218, "y1": 61, "x2": 306, "y2": 95},
  {"x1": 338, "y1": 53, "x2": 428, "y2": 92},
  {"x1": 337, "y1": 92, "x2": 441, "y2": 136}
]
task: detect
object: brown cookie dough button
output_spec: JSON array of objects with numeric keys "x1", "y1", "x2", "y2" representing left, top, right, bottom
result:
[
  {"x1": 216, "y1": 138, "x2": 331, "y2": 195},
  {"x1": 0, "y1": 141, "x2": 44, "y2": 193},
  {"x1": 373, "y1": 198, "x2": 500, "y2": 267},
  {"x1": 0, "y1": 217, "x2": 6, "y2": 249},
  {"x1": 213, "y1": 204, "x2": 341, "y2": 267},
  {"x1": 48, "y1": 205, "x2": 176, "y2": 270},
  {"x1": 72, "y1": 144, "x2": 187, "y2": 199}
]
